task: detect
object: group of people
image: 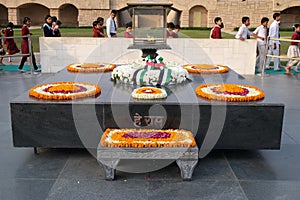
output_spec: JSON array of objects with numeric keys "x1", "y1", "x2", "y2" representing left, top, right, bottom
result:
[
  {"x1": 233, "y1": 13, "x2": 299, "y2": 75},
  {"x1": 0, "y1": 14, "x2": 63, "y2": 72},
  {"x1": 92, "y1": 10, "x2": 133, "y2": 38},
  {"x1": 210, "y1": 13, "x2": 300, "y2": 75},
  {"x1": 92, "y1": 10, "x2": 181, "y2": 39},
  {"x1": 166, "y1": 22, "x2": 181, "y2": 38},
  {"x1": 0, "y1": 17, "x2": 41, "y2": 73},
  {"x1": 42, "y1": 15, "x2": 62, "y2": 37},
  {"x1": 2, "y1": 10, "x2": 299, "y2": 75}
]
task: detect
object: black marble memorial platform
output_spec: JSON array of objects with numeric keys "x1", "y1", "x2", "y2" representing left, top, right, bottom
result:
[{"x1": 10, "y1": 68, "x2": 284, "y2": 150}]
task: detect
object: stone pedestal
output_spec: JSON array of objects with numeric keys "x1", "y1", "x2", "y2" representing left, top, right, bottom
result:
[{"x1": 97, "y1": 144, "x2": 199, "y2": 181}]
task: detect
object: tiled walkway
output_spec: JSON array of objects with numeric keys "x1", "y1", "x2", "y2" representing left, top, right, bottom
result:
[{"x1": 0, "y1": 71, "x2": 300, "y2": 200}]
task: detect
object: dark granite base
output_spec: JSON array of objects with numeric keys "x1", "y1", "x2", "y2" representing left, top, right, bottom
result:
[{"x1": 10, "y1": 68, "x2": 284, "y2": 150}]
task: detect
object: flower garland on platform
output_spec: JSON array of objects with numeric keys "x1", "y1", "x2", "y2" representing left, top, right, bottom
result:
[
  {"x1": 131, "y1": 87, "x2": 167, "y2": 99},
  {"x1": 29, "y1": 82, "x2": 101, "y2": 100},
  {"x1": 183, "y1": 64, "x2": 229, "y2": 74},
  {"x1": 67, "y1": 63, "x2": 116, "y2": 73},
  {"x1": 111, "y1": 54, "x2": 188, "y2": 86},
  {"x1": 100, "y1": 128, "x2": 196, "y2": 148},
  {"x1": 196, "y1": 84, "x2": 265, "y2": 102}
]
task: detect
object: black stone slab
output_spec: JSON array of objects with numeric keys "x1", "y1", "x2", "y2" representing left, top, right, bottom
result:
[{"x1": 10, "y1": 68, "x2": 284, "y2": 149}]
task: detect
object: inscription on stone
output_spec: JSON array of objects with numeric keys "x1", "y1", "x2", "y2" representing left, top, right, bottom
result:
[{"x1": 133, "y1": 113, "x2": 164, "y2": 128}]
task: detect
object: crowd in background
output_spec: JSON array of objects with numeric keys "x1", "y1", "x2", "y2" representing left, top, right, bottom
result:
[{"x1": 0, "y1": 10, "x2": 299, "y2": 74}]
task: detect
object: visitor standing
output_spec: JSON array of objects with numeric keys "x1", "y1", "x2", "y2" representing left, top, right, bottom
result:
[
  {"x1": 97, "y1": 17, "x2": 105, "y2": 37},
  {"x1": 53, "y1": 20, "x2": 62, "y2": 37},
  {"x1": 235, "y1": 16, "x2": 251, "y2": 41},
  {"x1": 43, "y1": 15, "x2": 54, "y2": 37},
  {"x1": 106, "y1": 10, "x2": 117, "y2": 38},
  {"x1": 18, "y1": 17, "x2": 40, "y2": 73},
  {"x1": 124, "y1": 22, "x2": 133, "y2": 38},
  {"x1": 92, "y1": 21, "x2": 105, "y2": 37},
  {"x1": 173, "y1": 24, "x2": 181, "y2": 38},
  {"x1": 284, "y1": 24, "x2": 300, "y2": 75},
  {"x1": 210, "y1": 17, "x2": 223, "y2": 39},
  {"x1": 4, "y1": 22, "x2": 20, "y2": 55},
  {"x1": 0, "y1": 29, "x2": 5, "y2": 66},
  {"x1": 252, "y1": 17, "x2": 269, "y2": 73},
  {"x1": 265, "y1": 13, "x2": 281, "y2": 71},
  {"x1": 166, "y1": 22, "x2": 175, "y2": 38}
]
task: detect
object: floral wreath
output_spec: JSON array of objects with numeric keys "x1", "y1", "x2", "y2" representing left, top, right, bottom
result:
[
  {"x1": 183, "y1": 64, "x2": 229, "y2": 74},
  {"x1": 131, "y1": 87, "x2": 167, "y2": 99},
  {"x1": 67, "y1": 63, "x2": 116, "y2": 73},
  {"x1": 29, "y1": 82, "x2": 101, "y2": 100},
  {"x1": 196, "y1": 84, "x2": 264, "y2": 102},
  {"x1": 100, "y1": 128, "x2": 196, "y2": 148}
]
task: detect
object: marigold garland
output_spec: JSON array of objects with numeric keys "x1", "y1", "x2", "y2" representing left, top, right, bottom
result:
[
  {"x1": 132, "y1": 87, "x2": 167, "y2": 99},
  {"x1": 67, "y1": 63, "x2": 116, "y2": 73},
  {"x1": 183, "y1": 64, "x2": 229, "y2": 74},
  {"x1": 29, "y1": 82, "x2": 101, "y2": 100},
  {"x1": 195, "y1": 84, "x2": 265, "y2": 102},
  {"x1": 100, "y1": 128, "x2": 196, "y2": 148}
]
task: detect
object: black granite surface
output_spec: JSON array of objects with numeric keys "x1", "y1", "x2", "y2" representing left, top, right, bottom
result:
[{"x1": 10, "y1": 68, "x2": 284, "y2": 149}]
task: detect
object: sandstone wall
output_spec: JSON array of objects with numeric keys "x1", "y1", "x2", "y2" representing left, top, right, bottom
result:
[{"x1": 0, "y1": 0, "x2": 299, "y2": 29}]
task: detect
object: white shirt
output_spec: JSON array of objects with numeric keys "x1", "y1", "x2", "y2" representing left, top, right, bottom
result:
[
  {"x1": 268, "y1": 20, "x2": 280, "y2": 45},
  {"x1": 253, "y1": 25, "x2": 268, "y2": 46},
  {"x1": 235, "y1": 24, "x2": 251, "y2": 40},
  {"x1": 106, "y1": 17, "x2": 116, "y2": 38}
]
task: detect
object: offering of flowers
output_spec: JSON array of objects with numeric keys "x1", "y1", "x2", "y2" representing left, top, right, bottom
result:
[
  {"x1": 29, "y1": 82, "x2": 101, "y2": 100},
  {"x1": 67, "y1": 63, "x2": 116, "y2": 73},
  {"x1": 183, "y1": 64, "x2": 229, "y2": 74},
  {"x1": 100, "y1": 128, "x2": 196, "y2": 148},
  {"x1": 131, "y1": 87, "x2": 167, "y2": 99},
  {"x1": 111, "y1": 54, "x2": 189, "y2": 86},
  {"x1": 196, "y1": 84, "x2": 265, "y2": 102}
]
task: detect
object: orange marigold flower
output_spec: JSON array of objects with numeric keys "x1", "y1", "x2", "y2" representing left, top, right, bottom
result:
[
  {"x1": 195, "y1": 84, "x2": 265, "y2": 102},
  {"x1": 183, "y1": 64, "x2": 229, "y2": 74},
  {"x1": 100, "y1": 128, "x2": 196, "y2": 148}
]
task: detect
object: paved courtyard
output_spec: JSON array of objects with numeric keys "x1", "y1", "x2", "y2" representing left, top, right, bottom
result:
[{"x1": 0, "y1": 70, "x2": 300, "y2": 200}]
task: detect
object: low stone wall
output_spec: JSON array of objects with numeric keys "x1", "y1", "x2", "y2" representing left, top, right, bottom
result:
[{"x1": 40, "y1": 37, "x2": 256, "y2": 75}]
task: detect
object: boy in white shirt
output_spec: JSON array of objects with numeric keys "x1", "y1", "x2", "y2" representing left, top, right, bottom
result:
[
  {"x1": 235, "y1": 16, "x2": 251, "y2": 41},
  {"x1": 252, "y1": 17, "x2": 269, "y2": 73},
  {"x1": 265, "y1": 13, "x2": 281, "y2": 71}
]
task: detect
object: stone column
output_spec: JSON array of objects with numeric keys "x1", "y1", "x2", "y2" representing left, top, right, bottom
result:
[{"x1": 8, "y1": 8, "x2": 18, "y2": 24}]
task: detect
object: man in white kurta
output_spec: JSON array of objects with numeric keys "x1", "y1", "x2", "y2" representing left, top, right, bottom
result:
[{"x1": 265, "y1": 13, "x2": 281, "y2": 71}]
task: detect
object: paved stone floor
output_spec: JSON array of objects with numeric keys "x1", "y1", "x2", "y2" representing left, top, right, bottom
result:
[{"x1": 0, "y1": 71, "x2": 300, "y2": 200}]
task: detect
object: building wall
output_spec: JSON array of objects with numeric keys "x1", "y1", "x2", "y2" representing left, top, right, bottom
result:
[{"x1": 0, "y1": 0, "x2": 299, "y2": 29}]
